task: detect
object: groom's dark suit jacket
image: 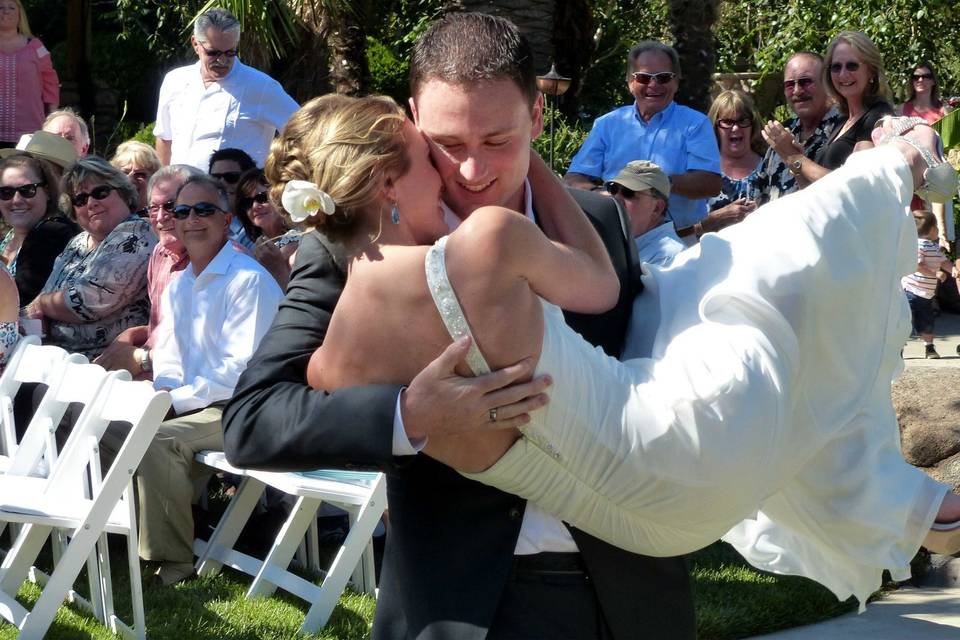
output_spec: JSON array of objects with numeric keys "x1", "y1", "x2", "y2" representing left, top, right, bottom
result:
[{"x1": 223, "y1": 188, "x2": 695, "y2": 639}]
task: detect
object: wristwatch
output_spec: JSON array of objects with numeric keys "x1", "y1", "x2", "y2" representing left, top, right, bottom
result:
[
  {"x1": 787, "y1": 155, "x2": 803, "y2": 176},
  {"x1": 135, "y1": 348, "x2": 152, "y2": 373}
]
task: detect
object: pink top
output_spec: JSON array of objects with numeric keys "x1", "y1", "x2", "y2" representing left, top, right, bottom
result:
[
  {"x1": 901, "y1": 101, "x2": 946, "y2": 125},
  {"x1": 144, "y1": 242, "x2": 189, "y2": 349},
  {"x1": 0, "y1": 38, "x2": 59, "y2": 143}
]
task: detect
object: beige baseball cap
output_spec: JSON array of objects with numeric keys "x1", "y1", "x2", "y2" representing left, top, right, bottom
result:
[
  {"x1": 0, "y1": 131, "x2": 78, "y2": 169},
  {"x1": 608, "y1": 160, "x2": 670, "y2": 199}
]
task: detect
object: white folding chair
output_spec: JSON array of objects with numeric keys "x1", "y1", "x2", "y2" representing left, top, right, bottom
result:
[
  {"x1": 0, "y1": 374, "x2": 170, "y2": 639},
  {"x1": 0, "y1": 338, "x2": 87, "y2": 470},
  {"x1": 194, "y1": 453, "x2": 385, "y2": 634}
]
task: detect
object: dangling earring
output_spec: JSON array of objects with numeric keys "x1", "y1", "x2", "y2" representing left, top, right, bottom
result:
[{"x1": 390, "y1": 202, "x2": 401, "y2": 225}]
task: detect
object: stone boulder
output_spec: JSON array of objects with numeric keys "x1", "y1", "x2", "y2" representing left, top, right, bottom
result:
[{"x1": 894, "y1": 367, "x2": 960, "y2": 490}]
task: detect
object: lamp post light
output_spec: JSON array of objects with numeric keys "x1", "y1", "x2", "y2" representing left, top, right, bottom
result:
[{"x1": 536, "y1": 63, "x2": 571, "y2": 172}]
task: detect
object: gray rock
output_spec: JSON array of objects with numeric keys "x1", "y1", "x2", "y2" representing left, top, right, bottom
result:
[{"x1": 894, "y1": 368, "x2": 960, "y2": 468}]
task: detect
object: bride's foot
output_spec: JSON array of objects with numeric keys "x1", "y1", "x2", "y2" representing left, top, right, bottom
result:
[
  {"x1": 871, "y1": 116, "x2": 958, "y2": 203},
  {"x1": 924, "y1": 492, "x2": 960, "y2": 555}
]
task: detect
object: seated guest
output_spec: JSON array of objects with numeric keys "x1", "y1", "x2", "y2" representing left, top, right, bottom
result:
[
  {"x1": 208, "y1": 147, "x2": 255, "y2": 250},
  {"x1": 94, "y1": 165, "x2": 201, "y2": 377},
  {"x1": 42, "y1": 108, "x2": 90, "y2": 157},
  {"x1": 21, "y1": 157, "x2": 156, "y2": 358},
  {"x1": 235, "y1": 168, "x2": 299, "y2": 287},
  {"x1": 564, "y1": 40, "x2": 721, "y2": 239},
  {"x1": 136, "y1": 174, "x2": 282, "y2": 585},
  {"x1": 0, "y1": 267, "x2": 18, "y2": 372},
  {"x1": 110, "y1": 141, "x2": 161, "y2": 211},
  {"x1": 703, "y1": 90, "x2": 766, "y2": 235},
  {"x1": 0, "y1": 154, "x2": 79, "y2": 304},
  {"x1": 606, "y1": 160, "x2": 683, "y2": 267}
]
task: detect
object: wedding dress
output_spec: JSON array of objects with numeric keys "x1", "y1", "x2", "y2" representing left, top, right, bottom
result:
[{"x1": 424, "y1": 145, "x2": 948, "y2": 607}]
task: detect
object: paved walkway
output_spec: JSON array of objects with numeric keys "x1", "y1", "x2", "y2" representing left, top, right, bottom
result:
[{"x1": 751, "y1": 311, "x2": 960, "y2": 638}]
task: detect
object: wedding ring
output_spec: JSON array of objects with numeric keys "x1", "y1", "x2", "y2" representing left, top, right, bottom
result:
[{"x1": 489, "y1": 407, "x2": 498, "y2": 422}]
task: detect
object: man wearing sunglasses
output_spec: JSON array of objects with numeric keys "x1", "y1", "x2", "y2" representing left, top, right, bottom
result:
[
  {"x1": 565, "y1": 40, "x2": 721, "y2": 242},
  {"x1": 607, "y1": 160, "x2": 683, "y2": 268},
  {"x1": 759, "y1": 52, "x2": 843, "y2": 201},
  {"x1": 153, "y1": 8, "x2": 298, "y2": 171},
  {"x1": 137, "y1": 174, "x2": 283, "y2": 585},
  {"x1": 94, "y1": 165, "x2": 203, "y2": 379}
]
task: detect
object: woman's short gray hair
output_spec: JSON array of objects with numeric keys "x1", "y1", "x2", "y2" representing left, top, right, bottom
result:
[
  {"x1": 194, "y1": 8, "x2": 241, "y2": 43},
  {"x1": 59, "y1": 156, "x2": 139, "y2": 222}
]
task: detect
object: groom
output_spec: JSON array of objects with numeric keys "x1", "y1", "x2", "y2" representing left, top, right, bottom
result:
[{"x1": 223, "y1": 12, "x2": 694, "y2": 639}]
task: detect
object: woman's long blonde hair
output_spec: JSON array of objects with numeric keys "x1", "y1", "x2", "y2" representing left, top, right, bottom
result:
[{"x1": 822, "y1": 31, "x2": 892, "y2": 115}]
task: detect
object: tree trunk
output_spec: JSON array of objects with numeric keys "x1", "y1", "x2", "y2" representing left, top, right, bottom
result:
[
  {"x1": 667, "y1": 0, "x2": 722, "y2": 113},
  {"x1": 552, "y1": 0, "x2": 595, "y2": 118},
  {"x1": 323, "y1": 3, "x2": 371, "y2": 96},
  {"x1": 278, "y1": 2, "x2": 333, "y2": 102},
  {"x1": 456, "y1": 0, "x2": 557, "y2": 74}
]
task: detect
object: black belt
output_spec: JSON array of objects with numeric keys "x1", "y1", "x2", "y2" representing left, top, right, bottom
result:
[
  {"x1": 512, "y1": 552, "x2": 586, "y2": 576},
  {"x1": 675, "y1": 224, "x2": 697, "y2": 238}
]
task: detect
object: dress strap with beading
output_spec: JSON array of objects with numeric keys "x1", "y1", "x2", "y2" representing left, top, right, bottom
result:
[{"x1": 425, "y1": 236, "x2": 491, "y2": 376}]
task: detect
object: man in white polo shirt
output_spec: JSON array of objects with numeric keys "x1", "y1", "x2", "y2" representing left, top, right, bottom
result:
[{"x1": 153, "y1": 8, "x2": 298, "y2": 171}]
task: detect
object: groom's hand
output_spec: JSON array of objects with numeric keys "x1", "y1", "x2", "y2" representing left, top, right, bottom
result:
[{"x1": 401, "y1": 337, "x2": 551, "y2": 440}]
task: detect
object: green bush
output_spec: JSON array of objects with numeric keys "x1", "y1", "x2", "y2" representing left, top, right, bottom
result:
[
  {"x1": 532, "y1": 105, "x2": 589, "y2": 176},
  {"x1": 367, "y1": 37, "x2": 410, "y2": 103}
]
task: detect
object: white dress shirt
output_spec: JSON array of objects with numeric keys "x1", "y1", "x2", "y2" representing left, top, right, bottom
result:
[
  {"x1": 394, "y1": 181, "x2": 578, "y2": 554},
  {"x1": 153, "y1": 241, "x2": 283, "y2": 414},
  {"x1": 153, "y1": 60, "x2": 299, "y2": 170}
]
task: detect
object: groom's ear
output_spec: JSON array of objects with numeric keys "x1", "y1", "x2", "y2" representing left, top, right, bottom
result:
[
  {"x1": 409, "y1": 97, "x2": 420, "y2": 125},
  {"x1": 530, "y1": 93, "x2": 545, "y2": 140}
]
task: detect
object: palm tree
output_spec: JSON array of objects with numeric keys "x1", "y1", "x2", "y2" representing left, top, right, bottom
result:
[{"x1": 667, "y1": 0, "x2": 723, "y2": 112}]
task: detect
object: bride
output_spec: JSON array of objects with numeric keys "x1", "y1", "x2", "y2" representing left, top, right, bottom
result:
[{"x1": 270, "y1": 93, "x2": 960, "y2": 606}]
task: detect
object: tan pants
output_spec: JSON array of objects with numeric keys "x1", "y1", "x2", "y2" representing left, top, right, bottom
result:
[{"x1": 136, "y1": 405, "x2": 224, "y2": 563}]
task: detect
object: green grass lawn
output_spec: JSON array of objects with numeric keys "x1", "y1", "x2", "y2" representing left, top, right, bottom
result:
[{"x1": 0, "y1": 540, "x2": 867, "y2": 639}]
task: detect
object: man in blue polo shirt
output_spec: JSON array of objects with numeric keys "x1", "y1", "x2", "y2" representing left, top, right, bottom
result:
[{"x1": 564, "y1": 41, "x2": 721, "y2": 238}]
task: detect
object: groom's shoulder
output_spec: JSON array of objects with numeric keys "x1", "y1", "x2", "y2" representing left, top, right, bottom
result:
[{"x1": 566, "y1": 187, "x2": 627, "y2": 234}]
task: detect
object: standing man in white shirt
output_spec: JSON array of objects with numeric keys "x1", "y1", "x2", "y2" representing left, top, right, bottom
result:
[
  {"x1": 136, "y1": 174, "x2": 283, "y2": 585},
  {"x1": 153, "y1": 8, "x2": 299, "y2": 171}
]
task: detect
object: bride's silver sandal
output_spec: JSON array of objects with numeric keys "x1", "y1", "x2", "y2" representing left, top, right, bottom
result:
[
  {"x1": 873, "y1": 116, "x2": 958, "y2": 204},
  {"x1": 925, "y1": 519, "x2": 960, "y2": 555}
]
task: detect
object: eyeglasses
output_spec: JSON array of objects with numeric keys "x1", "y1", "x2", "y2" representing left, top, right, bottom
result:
[
  {"x1": 172, "y1": 202, "x2": 225, "y2": 220},
  {"x1": 125, "y1": 169, "x2": 150, "y2": 182},
  {"x1": 630, "y1": 71, "x2": 676, "y2": 85},
  {"x1": 829, "y1": 61, "x2": 861, "y2": 74},
  {"x1": 199, "y1": 44, "x2": 238, "y2": 59},
  {"x1": 0, "y1": 182, "x2": 45, "y2": 201},
  {"x1": 210, "y1": 171, "x2": 242, "y2": 185},
  {"x1": 70, "y1": 185, "x2": 115, "y2": 207},
  {"x1": 716, "y1": 116, "x2": 752, "y2": 130},
  {"x1": 147, "y1": 199, "x2": 176, "y2": 215},
  {"x1": 913, "y1": 72, "x2": 934, "y2": 81},
  {"x1": 783, "y1": 77, "x2": 816, "y2": 91},
  {"x1": 239, "y1": 191, "x2": 269, "y2": 210}
]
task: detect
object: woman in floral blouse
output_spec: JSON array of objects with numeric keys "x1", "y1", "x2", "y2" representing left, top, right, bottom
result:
[
  {"x1": 22, "y1": 157, "x2": 156, "y2": 358},
  {"x1": 0, "y1": 265, "x2": 17, "y2": 371}
]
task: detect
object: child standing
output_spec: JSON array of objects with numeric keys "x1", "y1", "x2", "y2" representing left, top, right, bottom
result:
[{"x1": 902, "y1": 209, "x2": 959, "y2": 358}]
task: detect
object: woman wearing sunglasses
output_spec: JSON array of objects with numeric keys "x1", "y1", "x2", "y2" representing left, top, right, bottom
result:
[
  {"x1": 0, "y1": 154, "x2": 78, "y2": 305},
  {"x1": 235, "y1": 168, "x2": 299, "y2": 287},
  {"x1": 21, "y1": 157, "x2": 156, "y2": 358},
  {"x1": 702, "y1": 90, "x2": 767, "y2": 235},
  {"x1": 898, "y1": 62, "x2": 949, "y2": 124}
]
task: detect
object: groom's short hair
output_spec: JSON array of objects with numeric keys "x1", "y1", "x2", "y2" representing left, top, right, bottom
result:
[{"x1": 409, "y1": 11, "x2": 538, "y2": 106}]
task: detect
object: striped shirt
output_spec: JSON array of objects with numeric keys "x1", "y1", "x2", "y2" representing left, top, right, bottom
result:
[{"x1": 902, "y1": 238, "x2": 945, "y2": 299}]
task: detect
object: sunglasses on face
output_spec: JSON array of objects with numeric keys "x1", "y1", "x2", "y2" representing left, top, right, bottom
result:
[
  {"x1": 70, "y1": 184, "x2": 114, "y2": 207},
  {"x1": 630, "y1": 71, "x2": 676, "y2": 85},
  {"x1": 210, "y1": 171, "x2": 242, "y2": 185},
  {"x1": 605, "y1": 182, "x2": 650, "y2": 199},
  {"x1": 172, "y1": 202, "x2": 225, "y2": 220},
  {"x1": 147, "y1": 199, "x2": 176, "y2": 215},
  {"x1": 125, "y1": 169, "x2": 150, "y2": 181},
  {"x1": 829, "y1": 61, "x2": 861, "y2": 74},
  {"x1": 239, "y1": 191, "x2": 269, "y2": 210},
  {"x1": 0, "y1": 181, "x2": 45, "y2": 201},
  {"x1": 913, "y1": 73, "x2": 934, "y2": 81},
  {"x1": 716, "y1": 116, "x2": 752, "y2": 130},
  {"x1": 783, "y1": 77, "x2": 816, "y2": 91},
  {"x1": 199, "y1": 44, "x2": 238, "y2": 59}
]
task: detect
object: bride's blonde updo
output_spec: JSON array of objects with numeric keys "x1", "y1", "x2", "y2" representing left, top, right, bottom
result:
[{"x1": 265, "y1": 94, "x2": 409, "y2": 242}]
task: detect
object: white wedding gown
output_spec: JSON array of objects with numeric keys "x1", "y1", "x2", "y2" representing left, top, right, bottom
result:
[{"x1": 425, "y1": 145, "x2": 949, "y2": 607}]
